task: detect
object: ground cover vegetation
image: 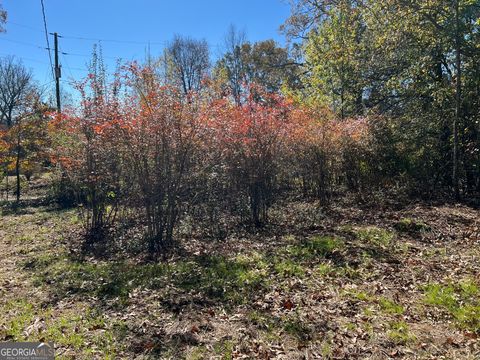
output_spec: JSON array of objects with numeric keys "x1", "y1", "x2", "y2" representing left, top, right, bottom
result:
[{"x1": 0, "y1": 0, "x2": 479, "y2": 358}]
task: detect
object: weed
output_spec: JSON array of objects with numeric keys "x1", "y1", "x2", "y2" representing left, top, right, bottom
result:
[
  {"x1": 423, "y1": 279, "x2": 480, "y2": 332},
  {"x1": 378, "y1": 297, "x2": 404, "y2": 315},
  {"x1": 0, "y1": 299, "x2": 121, "y2": 356},
  {"x1": 188, "y1": 346, "x2": 207, "y2": 360},
  {"x1": 288, "y1": 236, "x2": 343, "y2": 260},
  {"x1": 213, "y1": 339, "x2": 234, "y2": 359},
  {"x1": 315, "y1": 262, "x2": 335, "y2": 276},
  {"x1": 274, "y1": 259, "x2": 305, "y2": 277},
  {"x1": 355, "y1": 226, "x2": 395, "y2": 247},
  {"x1": 387, "y1": 321, "x2": 416, "y2": 344},
  {"x1": 395, "y1": 218, "x2": 430, "y2": 233},
  {"x1": 344, "y1": 290, "x2": 374, "y2": 302}
]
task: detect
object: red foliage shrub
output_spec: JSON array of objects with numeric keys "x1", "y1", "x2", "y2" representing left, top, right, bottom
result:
[{"x1": 50, "y1": 64, "x2": 378, "y2": 252}]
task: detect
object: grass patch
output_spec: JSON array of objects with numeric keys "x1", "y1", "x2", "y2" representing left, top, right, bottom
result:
[
  {"x1": 387, "y1": 321, "x2": 416, "y2": 344},
  {"x1": 0, "y1": 299, "x2": 122, "y2": 357},
  {"x1": 335, "y1": 265, "x2": 362, "y2": 280},
  {"x1": 315, "y1": 263, "x2": 335, "y2": 276},
  {"x1": 188, "y1": 346, "x2": 208, "y2": 360},
  {"x1": 395, "y1": 218, "x2": 431, "y2": 233},
  {"x1": 320, "y1": 333, "x2": 334, "y2": 358},
  {"x1": 272, "y1": 236, "x2": 343, "y2": 279},
  {"x1": 274, "y1": 259, "x2": 305, "y2": 277},
  {"x1": 248, "y1": 310, "x2": 283, "y2": 343},
  {"x1": 378, "y1": 297, "x2": 404, "y2": 315},
  {"x1": 179, "y1": 255, "x2": 269, "y2": 303},
  {"x1": 423, "y1": 279, "x2": 480, "y2": 332},
  {"x1": 343, "y1": 290, "x2": 375, "y2": 302},
  {"x1": 249, "y1": 310, "x2": 315, "y2": 344},
  {"x1": 287, "y1": 236, "x2": 343, "y2": 260},
  {"x1": 354, "y1": 226, "x2": 395, "y2": 247},
  {"x1": 213, "y1": 339, "x2": 234, "y2": 359},
  {"x1": 33, "y1": 253, "x2": 271, "y2": 306}
]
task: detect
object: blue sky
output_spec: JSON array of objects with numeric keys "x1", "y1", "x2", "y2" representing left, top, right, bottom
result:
[{"x1": 1, "y1": 0, "x2": 291, "y2": 102}]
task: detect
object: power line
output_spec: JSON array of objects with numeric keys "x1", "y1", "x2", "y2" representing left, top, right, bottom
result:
[
  {"x1": 52, "y1": 49, "x2": 119, "y2": 60},
  {"x1": 7, "y1": 21, "x2": 168, "y2": 46},
  {"x1": 40, "y1": 0, "x2": 55, "y2": 81},
  {"x1": 0, "y1": 52, "x2": 49, "y2": 65},
  {"x1": 8, "y1": 21, "x2": 44, "y2": 32},
  {"x1": 0, "y1": 50, "x2": 87, "y2": 72},
  {"x1": 0, "y1": 37, "x2": 47, "y2": 49},
  {"x1": 60, "y1": 34, "x2": 168, "y2": 46},
  {"x1": 60, "y1": 50, "x2": 75, "y2": 79},
  {"x1": 0, "y1": 36, "x2": 116, "y2": 63},
  {"x1": 62, "y1": 34, "x2": 224, "y2": 49},
  {"x1": 6, "y1": 20, "x2": 224, "y2": 49},
  {"x1": 60, "y1": 46, "x2": 90, "y2": 76},
  {"x1": 4, "y1": 18, "x2": 224, "y2": 81}
]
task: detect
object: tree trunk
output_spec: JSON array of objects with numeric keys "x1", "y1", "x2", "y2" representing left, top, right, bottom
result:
[
  {"x1": 5, "y1": 165, "x2": 8, "y2": 201},
  {"x1": 15, "y1": 128, "x2": 21, "y2": 203}
]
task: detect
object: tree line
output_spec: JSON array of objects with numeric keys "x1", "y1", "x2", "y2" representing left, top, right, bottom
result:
[{"x1": 0, "y1": 0, "x2": 479, "y2": 255}]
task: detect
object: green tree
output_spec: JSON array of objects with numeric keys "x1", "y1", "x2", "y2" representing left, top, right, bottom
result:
[
  {"x1": 284, "y1": 0, "x2": 480, "y2": 195},
  {"x1": 214, "y1": 33, "x2": 300, "y2": 103}
]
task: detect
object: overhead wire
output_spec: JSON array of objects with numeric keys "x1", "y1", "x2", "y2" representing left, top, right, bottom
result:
[
  {"x1": 60, "y1": 34, "x2": 168, "y2": 46},
  {"x1": 9, "y1": 21, "x2": 223, "y2": 49},
  {"x1": 0, "y1": 52, "x2": 49, "y2": 65},
  {"x1": 0, "y1": 37, "x2": 47, "y2": 50},
  {"x1": 4, "y1": 19, "x2": 225, "y2": 86},
  {"x1": 8, "y1": 21, "x2": 44, "y2": 32},
  {"x1": 40, "y1": 0, "x2": 55, "y2": 81}
]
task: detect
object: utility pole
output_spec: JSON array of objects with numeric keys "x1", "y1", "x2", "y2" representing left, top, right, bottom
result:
[{"x1": 53, "y1": 32, "x2": 61, "y2": 112}]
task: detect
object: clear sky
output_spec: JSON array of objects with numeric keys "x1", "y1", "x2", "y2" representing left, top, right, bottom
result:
[{"x1": 1, "y1": 0, "x2": 291, "y2": 102}]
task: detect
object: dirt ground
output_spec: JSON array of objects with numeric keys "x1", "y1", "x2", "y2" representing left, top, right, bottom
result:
[{"x1": 0, "y1": 181, "x2": 479, "y2": 359}]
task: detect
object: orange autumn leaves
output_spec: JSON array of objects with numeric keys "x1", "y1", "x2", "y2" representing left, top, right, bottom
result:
[
  {"x1": 45, "y1": 64, "x2": 377, "y2": 243},
  {"x1": 51, "y1": 65, "x2": 371, "y2": 174}
]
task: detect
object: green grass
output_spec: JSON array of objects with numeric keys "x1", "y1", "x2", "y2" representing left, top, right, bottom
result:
[
  {"x1": 395, "y1": 218, "x2": 431, "y2": 233},
  {"x1": 423, "y1": 280, "x2": 480, "y2": 332},
  {"x1": 31, "y1": 252, "x2": 273, "y2": 306},
  {"x1": 1, "y1": 299, "x2": 36, "y2": 340},
  {"x1": 249, "y1": 310, "x2": 316, "y2": 345},
  {"x1": 354, "y1": 226, "x2": 395, "y2": 247},
  {"x1": 363, "y1": 307, "x2": 375, "y2": 317},
  {"x1": 188, "y1": 346, "x2": 208, "y2": 360},
  {"x1": 315, "y1": 263, "x2": 335, "y2": 276},
  {"x1": 286, "y1": 236, "x2": 343, "y2": 260},
  {"x1": 424, "y1": 279, "x2": 480, "y2": 333},
  {"x1": 320, "y1": 333, "x2": 334, "y2": 358},
  {"x1": 274, "y1": 259, "x2": 305, "y2": 277},
  {"x1": 378, "y1": 297, "x2": 404, "y2": 315},
  {"x1": 387, "y1": 321, "x2": 416, "y2": 344},
  {"x1": 353, "y1": 291, "x2": 375, "y2": 302},
  {"x1": 0, "y1": 299, "x2": 123, "y2": 357},
  {"x1": 26, "y1": 234, "x2": 343, "y2": 311},
  {"x1": 335, "y1": 265, "x2": 362, "y2": 280},
  {"x1": 424, "y1": 283, "x2": 457, "y2": 308},
  {"x1": 248, "y1": 310, "x2": 277, "y2": 332},
  {"x1": 344, "y1": 322, "x2": 356, "y2": 332},
  {"x1": 27, "y1": 235, "x2": 342, "y2": 310},
  {"x1": 342, "y1": 289, "x2": 375, "y2": 303},
  {"x1": 213, "y1": 339, "x2": 234, "y2": 359}
]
